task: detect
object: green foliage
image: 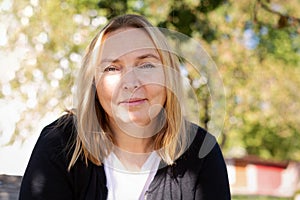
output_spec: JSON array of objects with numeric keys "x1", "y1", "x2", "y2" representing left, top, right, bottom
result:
[
  {"x1": 197, "y1": 0, "x2": 224, "y2": 13},
  {"x1": 97, "y1": 0, "x2": 128, "y2": 18},
  {"x1": 165, "y1": 5, "x2": 197, "y2": 36},
  {"x1": 157, "y1": 0, "x2": 221, "y2": 41},
  {"x1": 232, "y1": 196, "x2": 292, "y2": 200},
  {"x1": 2, "y1": 0, "x2": 300, "y2": 163},
  {"x1": 259, "y1": 27, "x2": 300, "y2": 65}
]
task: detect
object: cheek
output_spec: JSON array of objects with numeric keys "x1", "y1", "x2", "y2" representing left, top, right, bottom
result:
[
  {"x1": 147, "y1": 85, "x2": 166, "y2": 103},
  {"x1": 96, "y1": 76, "x2": 120, "y2": 110}
]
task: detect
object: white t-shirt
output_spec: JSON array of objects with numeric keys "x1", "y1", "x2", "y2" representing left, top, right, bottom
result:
[{"x1": 103, "y1": 151, "x2": 161, "y2": 200}]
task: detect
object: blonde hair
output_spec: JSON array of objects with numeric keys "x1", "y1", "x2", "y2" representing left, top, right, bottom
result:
[{"x1": 69, "y1": 14, "x2": 189, "y2": 170}]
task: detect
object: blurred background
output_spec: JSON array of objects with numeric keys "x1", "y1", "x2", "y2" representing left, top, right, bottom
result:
[{"x1": 0, "y1": 0, "x2": 299, "y2": 199}]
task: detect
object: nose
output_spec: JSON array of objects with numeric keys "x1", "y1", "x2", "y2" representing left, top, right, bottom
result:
[{"x1": 122, "y1": 68, "x2": 140, "y2": 91}]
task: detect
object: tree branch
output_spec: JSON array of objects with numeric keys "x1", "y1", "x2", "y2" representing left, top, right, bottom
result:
[{"x1": 255, "y1": 0, "x2": 300, "y2": 28}]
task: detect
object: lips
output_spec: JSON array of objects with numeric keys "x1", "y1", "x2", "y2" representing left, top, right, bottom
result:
[{"x1": 119, "y1": 98, "x2": 147, "y2": 106}]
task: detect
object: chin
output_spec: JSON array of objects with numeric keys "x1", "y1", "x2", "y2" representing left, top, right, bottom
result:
[
  {"x1": 122, "y1": 118, "x2": 152, "y2": 127},
  {"x1": 125, "y1": 117, "x2": 151, "y2": 127}
]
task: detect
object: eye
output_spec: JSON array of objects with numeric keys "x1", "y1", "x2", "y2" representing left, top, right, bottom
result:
[
  {"x1": 103, "y1": 65, "x2": 120, "y2": 72},
  {"x1": 138, "y1": 63, "x2": 156, "y2": 69}
]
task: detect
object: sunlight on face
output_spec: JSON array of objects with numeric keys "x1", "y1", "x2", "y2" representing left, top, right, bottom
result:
[{"x1": 95, "y1": 28, "x2": 166, "y2": 132}]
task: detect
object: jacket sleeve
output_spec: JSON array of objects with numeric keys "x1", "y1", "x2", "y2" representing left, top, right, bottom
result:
[
  {"x1": 195, "y1": 139, "x2": 231, "y2": 199},
  {"x1": 19, "y1": 121, "x2": 74, "y2": 200}
]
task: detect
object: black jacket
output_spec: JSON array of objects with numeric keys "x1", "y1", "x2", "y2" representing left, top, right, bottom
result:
[{"x1": 19, "y1": 115, "x2": 231, "y2": 200}]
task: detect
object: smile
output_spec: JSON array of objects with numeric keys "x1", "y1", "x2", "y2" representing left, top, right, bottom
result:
[{"x1": 119, "y1": 98, "x2": 147, "y2": 106}]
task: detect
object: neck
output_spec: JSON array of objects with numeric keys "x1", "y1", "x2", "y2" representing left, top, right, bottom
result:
[
  {"x1": 108, "y1": 120, "x2": 158, "y2": 170},
  {"x1": 109, "y1": 119, "x2": 155, "y2": 153}
]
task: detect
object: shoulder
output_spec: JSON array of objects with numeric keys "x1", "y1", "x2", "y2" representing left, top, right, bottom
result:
[
  {"x1": 183, "y1": 122, "x2": 228, "y2": 180},
  {"x1": 167, "y1": 123, "x2": 219, "y2": 175},
  {"x1": 185, "y1": 122, "x2": 217, "y2": 159},
  {"x1": 41, "y1": 113, "x2": 76, "y2": 142},
  {"x1": 185, "y1": 123, "x2": 231, "y2": 198},
  {"x1": 34, "y1": 113, "x2": 77, "y2": 160},
  {"x1": 174, "y1": 122, "x2": 227, "y2": 174}
]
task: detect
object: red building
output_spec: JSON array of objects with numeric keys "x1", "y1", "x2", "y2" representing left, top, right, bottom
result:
[{"x1": 226, "y1": 156, "x2": 300, "y2": 198}]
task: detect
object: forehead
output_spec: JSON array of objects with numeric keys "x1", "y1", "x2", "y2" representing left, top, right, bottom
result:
[{"x1": 99, "y1": 28, "x2": 158, "y2": 60}]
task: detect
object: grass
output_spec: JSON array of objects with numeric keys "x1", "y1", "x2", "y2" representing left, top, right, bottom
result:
[{"x1": 232, "y1": 195, "x2": 293, "y2": 200}]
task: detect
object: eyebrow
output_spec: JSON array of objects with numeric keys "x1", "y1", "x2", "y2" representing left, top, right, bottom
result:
[
  {"x1": 99, "y1": 58, "x2": 119, "y2": 64},
  {"x1": 99, "y1": 53, "x2": 160, "y2": 64},
  {"x1": 137, "y1": 53, "x2": 160, "y2": 61}
]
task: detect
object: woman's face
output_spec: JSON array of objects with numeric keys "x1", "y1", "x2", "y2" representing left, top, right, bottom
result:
[{"x1": 95, "y1": 28, "x2": 166, "y2": 128}]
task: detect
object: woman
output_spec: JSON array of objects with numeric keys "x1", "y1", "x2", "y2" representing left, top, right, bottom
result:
[{"x1": 19, "y1": 14, "x2": 231, "y2": 199}]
